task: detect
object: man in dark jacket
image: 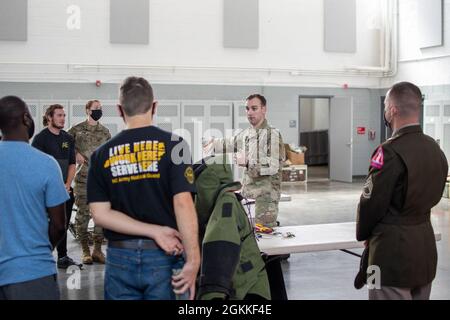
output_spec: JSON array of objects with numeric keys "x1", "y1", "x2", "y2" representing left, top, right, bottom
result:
[{"x1": 356, "y1": 81, "x2": 448, "y2": 300}]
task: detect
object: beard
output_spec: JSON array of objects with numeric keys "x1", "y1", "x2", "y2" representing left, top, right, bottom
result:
[{"x1": 51, "y1": 119, "x2": 64, "y2": 129}]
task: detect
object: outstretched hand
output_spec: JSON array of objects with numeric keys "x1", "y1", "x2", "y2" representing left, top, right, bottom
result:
[{"x1": 202, "y1": 138, "x2": 214, "y2": 156}]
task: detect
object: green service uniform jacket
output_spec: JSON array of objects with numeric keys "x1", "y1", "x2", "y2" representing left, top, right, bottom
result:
[
  {"x1": 198, "y1": 182, "x2": 271, "y2": 300},
  {"x1": 357, "y1": 125, "x2": 448, "y2": 288}
]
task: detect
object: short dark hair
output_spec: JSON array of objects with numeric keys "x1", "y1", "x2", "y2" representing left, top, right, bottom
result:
[
  {"x1": 246, "y1": 94, "x2": 267, "y2": 106},
  {"x1": 119, "y1": 77, "x2": 154, "y2": 117},
  {"x1": 0, "y1": 95, "x2": 27, "y2": 133},
  {"x1": 387, "y1": 82, "x2": 422, "y2": 117},
  {"x1": 43, "y1": 104, "x2": 64, "y2": 126}
]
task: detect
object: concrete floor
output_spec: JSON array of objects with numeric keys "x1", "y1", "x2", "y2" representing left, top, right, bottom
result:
[{"x1": 56, "y1": 177, "x2": 450, "y2": 300}]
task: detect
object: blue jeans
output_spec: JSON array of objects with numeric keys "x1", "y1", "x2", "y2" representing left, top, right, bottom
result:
[{"x1": 104, "y1": 242, "x2": 185, "y2": 300}]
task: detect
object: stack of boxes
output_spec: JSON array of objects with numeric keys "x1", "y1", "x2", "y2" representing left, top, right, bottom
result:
[
  {"x1": 284, "y1": 144, "x2": 305, "y2": 165},
  {"x1": 282, "y1": 144, "x2": 307, "y2": 183}
]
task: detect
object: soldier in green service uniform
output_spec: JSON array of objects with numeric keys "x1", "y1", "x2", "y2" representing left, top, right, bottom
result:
[
  {"x1": 204, "y1": 94, "x2": 285, "y2": 228},
  {"x1": 68, "y1": 100, "x2": 111, "y2": 264},
  {"x1": 356, "y1": 82, "x2": 448, "y2": 300},
  {"x1": 194, "y1": 156, "x2": 270, "y2": 300}
]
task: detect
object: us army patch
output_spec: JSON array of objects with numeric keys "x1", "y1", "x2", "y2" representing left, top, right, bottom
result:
[
  {"x1": 362, "y1": 175, "x2": 373, "y2": 199},
  {"x1": 371, "y1": 146, "x2": 384, "y2": 169},
  {"x1": 184, "y1": 166, "x2": 194, "y2": 184}
]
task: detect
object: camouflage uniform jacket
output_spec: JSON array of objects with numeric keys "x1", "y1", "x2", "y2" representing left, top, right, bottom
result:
[
  {"x1": 212, "y1": 119, "x2": 285, "y2": 199},
  {"x1": 68, "y1": 120, "x2": 111, "y2": 188}
]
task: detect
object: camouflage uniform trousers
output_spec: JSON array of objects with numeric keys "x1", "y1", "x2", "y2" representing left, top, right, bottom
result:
[
  {"x1": 255, "y1": 195, "x2": 279, "y2": 228},
  {"x1": 74, "y1": 184, "x2": 103, "y2": 243},
  {"x1": 243, "y1": 174, "x2": 281, "y2": 228}
]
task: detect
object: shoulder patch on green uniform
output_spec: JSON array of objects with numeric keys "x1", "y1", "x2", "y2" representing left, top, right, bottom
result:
[
  {"x1": 370, "y1": 146, "x2": 384, "y2": 169},
  {"x1": 184, "y1": 166, "x2": 194, "y2": 184},
  {"x1": 222, "y1": 202, "x2": 232, "y2": 217}
]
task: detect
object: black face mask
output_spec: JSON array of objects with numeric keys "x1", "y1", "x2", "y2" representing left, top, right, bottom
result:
[
  {"x1": 91, "y1": 109, "x2": 103, "y2": 121},
  {"x1": 25, "y1": 114, "x2": 35, "y2": 139},
  {"x1": 383, "y1": 111, "x2": 391, "y2": 130}
]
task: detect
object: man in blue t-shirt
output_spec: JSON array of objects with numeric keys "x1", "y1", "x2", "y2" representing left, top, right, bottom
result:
[{"x1": 0, "y1": 96, "x2": 68, "y2": 300}]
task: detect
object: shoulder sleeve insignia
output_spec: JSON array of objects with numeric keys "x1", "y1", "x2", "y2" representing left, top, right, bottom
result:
[
  {"x1": 184, "y1": 166, "x2": 194, "y2": 184},
  {"x1": 362, "y1": 175, "x2": 373, "y2": 199},
  {"x1": 370, "y1": 146, "x2": 384, "y2": 169}
]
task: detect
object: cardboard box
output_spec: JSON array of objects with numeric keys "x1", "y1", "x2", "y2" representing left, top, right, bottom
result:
[
  {"x1": 282, "y1": 166, "x2": 306, "y2": 182},
  {"x1": 287, "y1": 151, "x2": 304, "y2": 165},
  {"x1": 284, "y1": 144, "x2": 305, "y2": 165}
]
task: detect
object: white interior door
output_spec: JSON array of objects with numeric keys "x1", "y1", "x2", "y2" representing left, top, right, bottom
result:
[
  {"x1": 330, "y1": 97, "x2": 353, "y2": 183},
  {"x1": 208, "y1": 102, "x2": 233, "y2": 140},
  {"x1": 97, "y1": 100, "x2": 124, "y2": 137},
  {"x1": 232, "y1": 101, "x2": 249, "y2": 181},
  {"x1": 208, "y1": 102, "x2": 234, "y2": 171},
  {"x1": 180, "y1": 101, "x2": 234, "y2": 164},
  {"x1": 441, "y1": 102, "x2": 450, "y2": 161},
  {"x1": 424, "y1": 101, "x2": 440, "y2": 143},
  {"x1": 181, "y1": 101, "x2": 208, "y2": 163},
  {"x1": 233, "y1": 100, "x2": 249, "y2": 131},
  {"x1": 68, "y1": 100, "x2": 88, "y2": 130},
  {"x1": 424, "y1": 100, "x2": 450, "y2": 161},
  {"x1": 154, "y1": 101, "x2": 181, "y2": 133}
]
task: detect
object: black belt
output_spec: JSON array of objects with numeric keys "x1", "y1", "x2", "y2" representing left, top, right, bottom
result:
[{"x1": 108, "y1": 239, "x2": 159, "y2": 250}]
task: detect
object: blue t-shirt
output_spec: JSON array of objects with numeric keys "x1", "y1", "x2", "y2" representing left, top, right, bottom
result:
[{"x1": 0, "y1": 141, "x2": 69, "y2": 286}]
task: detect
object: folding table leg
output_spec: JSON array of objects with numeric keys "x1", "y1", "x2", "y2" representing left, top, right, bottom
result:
[{"x1": 264, "y1": 255, "x2": 288, "y2": 300}]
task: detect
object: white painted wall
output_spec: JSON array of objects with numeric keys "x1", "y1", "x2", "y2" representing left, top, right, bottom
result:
[
  {"x1": 382, "y1": 0, "x2": 450, "y2": 87},
  {"x1": 0, "y1": 0, "x2": 385, "y2": 86}
]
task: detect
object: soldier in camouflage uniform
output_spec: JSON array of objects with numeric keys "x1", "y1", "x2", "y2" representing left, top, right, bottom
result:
[
  {"x1": 205, "y1": 94, "x2": 285, "y2": 227},
  {"x1": 68, "y1": 100, "x2": 111, "y2": 264}
]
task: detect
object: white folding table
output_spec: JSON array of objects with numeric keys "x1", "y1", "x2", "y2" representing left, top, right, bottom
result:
[{"x1": 256, "y1": 222, "x2": 442, "y2": 299}]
